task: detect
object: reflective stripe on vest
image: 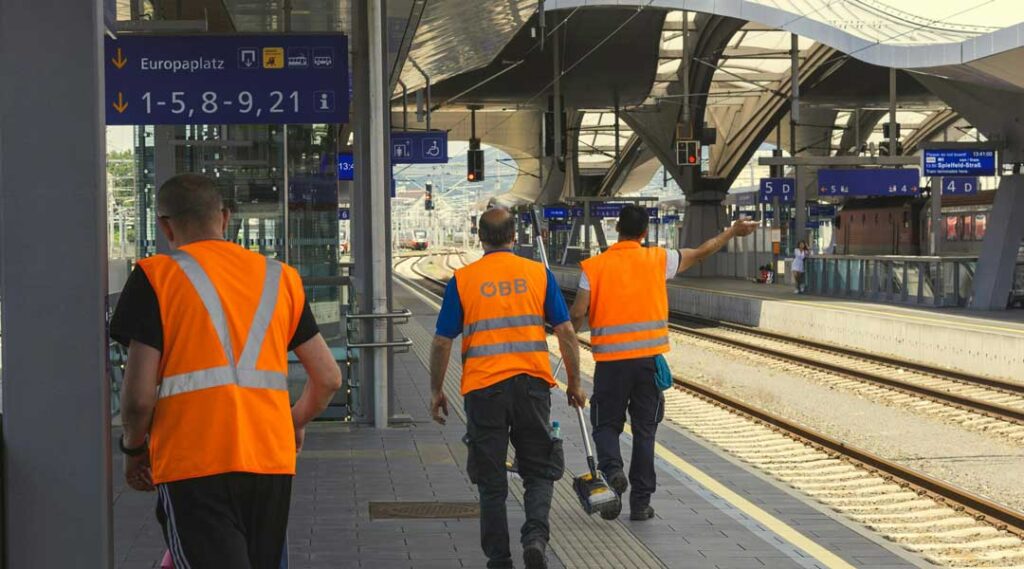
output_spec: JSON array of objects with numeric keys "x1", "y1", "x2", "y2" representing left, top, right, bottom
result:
[
  {"x1": 591, "y1": 336, "x2": 669, "y2": 354},
  {"x1": 464, "y1": 340, "x2": 549, "y2": 359},
  {"x1": 160, "y1": 250, "x2": 287, "y2": 398},
  {"x1": 591, "y1": 319, "x2": 667, "y2": 338},
  {"x1": 464, "y1": 314, "x2": 545, "y2": 337}
]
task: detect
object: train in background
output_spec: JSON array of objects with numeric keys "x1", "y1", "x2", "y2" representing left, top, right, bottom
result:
[
  {"x1": 399, "y1": 229, "x2": 430, "y2": 251},
  {"x1": 834, "y1": 192, "x2": 995, "y2": 256}
]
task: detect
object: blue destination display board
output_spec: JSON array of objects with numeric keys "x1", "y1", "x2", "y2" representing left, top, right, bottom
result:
[
  {"x1": 923, "y1": 149, "x2": 996, "y2": 177},
  {"x1": 818, "y1": 169, "x2": 919, "y2": 197},
  {"x1": 808, "y1": 204, "x2": 837, "y2": 217},
  {"x1": 337, "y1": 153, "x2": 354, "y2": 180},
  {"x1": 543, "y1": 207, "x2": 569, "y2": 219},
  {"x1": 105, "y1": 34, "x2": 349, "y2": 125},
  {"x1": 391, "y1": 131, "x2": 448, "y2": 164},
  {"x1": 942, "y1": 176, "x2": 979, "y2": 195},
  {"x1": 759, "y1": 178, "x2": 795, "y2": 203},
  {"x1": 662, "y1": 215, "x2": 680, "y2": 223}
]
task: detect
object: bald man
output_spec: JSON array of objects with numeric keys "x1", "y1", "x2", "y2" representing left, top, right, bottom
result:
[
  {"x1": 110, "y1": 174, "x2": 342, "y2": 569},
  {"x1": 429, "y1": 208, "x2": 584, "y2": 569}
]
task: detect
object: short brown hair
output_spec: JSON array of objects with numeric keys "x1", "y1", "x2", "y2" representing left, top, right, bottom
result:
[{"x1": 156, "y1": 174, "x2": 224, "y2": 229}]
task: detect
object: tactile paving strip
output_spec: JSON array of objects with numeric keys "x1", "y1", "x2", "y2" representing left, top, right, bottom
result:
[{"x1": 401, "y1": 321, "x2": 667, "y2": 569}]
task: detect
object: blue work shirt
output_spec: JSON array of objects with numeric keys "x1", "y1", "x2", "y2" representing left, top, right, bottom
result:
[{"x1": 435, "y1": 250, "x2": 570, "y2": 338}]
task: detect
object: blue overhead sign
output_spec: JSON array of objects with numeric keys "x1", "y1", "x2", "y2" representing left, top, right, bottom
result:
[
  {"x1": 543, "y1": 207, "x2": 569, "y2": 219},
  {"x1": 759, "y1": 178, "x2": 795, "y2": 203},
  {"x1": 923, "y1": 149, "x2": 996, "y2": 177},
  {"x1": 662, "y1": 215, "x2": 680, "y2": 223},
  {"x1": 105, "y1": 34, "x2": 349, "y2": 125},
  {"x1": 808, "y1": 204, "x2": 837, "y2": 217},
  {"x1": 337, "y1": 153, "x2": 354, "y2": 181},
  {"x1": 391, "y1": 131, "x2": 449, "y2": 164},
  {"x1": 339, "y1": 207, "x2": 351, "y2": 220},
  {"x1": 941, "y1": 176, "x2": 980, "y2": 195},
  {"x1": 818, "y1": 169, "x2": 919, "y2": 197}
]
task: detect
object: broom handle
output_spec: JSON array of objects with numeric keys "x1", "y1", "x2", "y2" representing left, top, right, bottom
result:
[
  {"x1": 576, "y1": 405, "x2": 598, "y2": 478},
  {"x1": 534, "y1": 208, "x2": 598, "y2": 478}
]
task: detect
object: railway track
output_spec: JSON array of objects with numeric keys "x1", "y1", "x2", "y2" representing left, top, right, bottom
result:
[
  {"x1": 669, "y1": 320, "x2": 1024, "y2": 443},
  {"x1": 397, "y1": 271, "x2": 1024, "y2": 567}
]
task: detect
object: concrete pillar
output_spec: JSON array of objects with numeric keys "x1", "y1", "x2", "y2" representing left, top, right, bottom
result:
[
  {"x1": 682, "y1": 191, "x2": 729, "y2": 277},
  {"x1": 0, "y1": 0, "x2": 114, "y2": 566},
  {"x1": 972, "y1": 174, "x2": 1024, "y2": 310},
  {"x1": 351, "y1": 0, "x2": 393, "y2": 425}
]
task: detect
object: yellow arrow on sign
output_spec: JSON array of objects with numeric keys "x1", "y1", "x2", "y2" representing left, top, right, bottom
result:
[
  {"x1": 111, "y1": 48, "x2": 127, "y2": 69},
  {"x1": 112, "y1": 92, "x2": 128, "y2": 113}
]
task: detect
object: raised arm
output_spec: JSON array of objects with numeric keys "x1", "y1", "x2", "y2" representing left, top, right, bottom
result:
[{"x1": 677, "y1": 219, "x2": 758, "y2": 275}]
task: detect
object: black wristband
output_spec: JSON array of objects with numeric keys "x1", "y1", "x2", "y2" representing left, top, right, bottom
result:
[{"x1": 119, "y1": 435, "x2": 148, "y2": 457}]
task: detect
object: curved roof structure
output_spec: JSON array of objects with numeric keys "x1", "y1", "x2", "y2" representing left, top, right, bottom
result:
[{"x1": 547, "y1": 0, "x2": 1024, "y2": 90}]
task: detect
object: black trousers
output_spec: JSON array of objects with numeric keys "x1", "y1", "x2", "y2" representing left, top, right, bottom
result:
[
  {"x1": 590, "y1": 357, "x2": 665, "y2": 510},
  {"x1": 464, "y1": 375, "x2": 564, "y2": 569},
  {"x1": 156, "y1": 472, "x2": 292, "y2": 569}
]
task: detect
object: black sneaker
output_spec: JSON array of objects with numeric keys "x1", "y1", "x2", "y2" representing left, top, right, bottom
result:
[
  {"x1": 487, "y1": 559, "x2": 514, "y2": 569},
  {"x1": 630, "y1": 505, "x2": 655, "y2": 521},
  {"x1": 606, "y1": 470, "x2": 628, "y2": 496},
  {"x1": 523, "y1": 541, "x2": 548, "y2": 569}
]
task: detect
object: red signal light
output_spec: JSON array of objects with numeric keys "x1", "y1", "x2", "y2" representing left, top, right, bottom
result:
[
  {"x1": 468, "y1": 172, "x2": 476, "y2": 181},
  {"x1": 688, "y1": 155, "x2": 697, "y2": 164}
]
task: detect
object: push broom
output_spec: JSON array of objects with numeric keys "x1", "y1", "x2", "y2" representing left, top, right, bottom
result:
[{"x1": 534, "y1": 208, "x2": 622, "y2": 520}]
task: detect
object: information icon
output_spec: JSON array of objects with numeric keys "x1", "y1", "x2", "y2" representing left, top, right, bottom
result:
[{"x1": 314, "y1": 91, "x2": 336, "y2": 113}]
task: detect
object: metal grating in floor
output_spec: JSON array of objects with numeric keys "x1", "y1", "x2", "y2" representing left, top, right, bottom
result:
[{"x1": 368, "y1": 501, "x2": 481, "y2": 520}]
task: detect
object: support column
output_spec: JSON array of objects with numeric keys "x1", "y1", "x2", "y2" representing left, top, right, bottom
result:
[
  {"x1": 351, "y1": 0, "x2": 393, "y2": 426},
  {"x1": 0, "y1": 0, "x2": 113, "y2": 566},
  {"x1": 791, "y1": 33, "x2": 805, "y2": 251},
  {"x1": 972, "y1": 173, "x2": 1024, "y2": 310}
]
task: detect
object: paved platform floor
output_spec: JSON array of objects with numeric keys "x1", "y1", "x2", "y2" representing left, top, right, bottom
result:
[{"x1": 110, "y1": 280, "x2": 927, "y2": 569}]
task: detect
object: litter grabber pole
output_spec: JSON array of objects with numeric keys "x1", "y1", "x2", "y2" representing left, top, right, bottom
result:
[
  {"x1": 575, "y1": 405, "x2": 599, "y2": 478},
  {"x1": 531, "y1": 205, "x2": 565, "y2": 378}
]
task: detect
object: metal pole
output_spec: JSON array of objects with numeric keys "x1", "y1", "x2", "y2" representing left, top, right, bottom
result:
[
  {"x1": 282, "y1": 125, "x2": 290, "y2": 263},
  {"x1": 791, "y1": 33, "x2": 804, "y2": 252},
  {"x1": 682, "y1": 11, "x2": 690, "y2": 122},
  {"x1": 614, "y1": 98, "x2": 621, "y2": 164},
  {"x1": 889, "y1": 67, "x2": 898, "y2": 156},
  {"x1": 552, "y1": 27, "x2": 563, "y2": 164},
  {"x1": 368, "y1": 0, "x2": 390, "y2": 429},
  {"x1": 400, "y1": 79, "x2": 408, "y2": 131},
  {"x1": 1, "y1": 0, "x2": 113, "y2": 565}
]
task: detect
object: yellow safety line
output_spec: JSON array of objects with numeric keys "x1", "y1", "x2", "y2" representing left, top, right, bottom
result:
[{"x1": 551, "y1": 379, "x2": 856, "y2": 569}]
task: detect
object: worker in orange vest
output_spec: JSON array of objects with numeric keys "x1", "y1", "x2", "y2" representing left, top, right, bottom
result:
[
  {"x1": 429, "y1": 208, "x2": 585, "y2": 569},
  {"x1": 111, "y1": 174, "x2": 343, "y2": 568},
  {"x1": 570, "y1": 204, "x2": 756, "y2": 521}
]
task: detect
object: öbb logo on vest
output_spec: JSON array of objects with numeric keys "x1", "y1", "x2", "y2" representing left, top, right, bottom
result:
[{"x1": 479, "y1": 279, "x2": 528, "y2": 297}]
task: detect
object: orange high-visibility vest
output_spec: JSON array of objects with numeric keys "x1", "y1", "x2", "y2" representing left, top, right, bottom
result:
[
  {"x1": 580, "y1": 241, "x2": 669, "y2": 362},
  {"x1": 137, "y1": 240, "x2": 305, "y2": 484},
  {"x1": 454, "y1": 252, "x2": 554, "y2": 394}
]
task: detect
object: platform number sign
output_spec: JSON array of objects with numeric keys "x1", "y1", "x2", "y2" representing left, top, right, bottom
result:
[
  {"x1": 104, "y1": 34, "x2": 349, "y2": 125},
  {"x1": 942, "y1": 177, "x2": 979, "y2": 195},
  {"x1": 759, "y1": 178, "x2": 795, "y2": 203}
]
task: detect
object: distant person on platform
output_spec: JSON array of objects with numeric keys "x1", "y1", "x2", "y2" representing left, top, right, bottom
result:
[
  {"x1": 429, "y1": 207, "x2": 586, "y2": 569},
  {"x1": 569, "y1": 205, "x2": 756, "y2": 521},
  {"x1": 793, "y1": 240, "x2": 810, "y2": 294},
  {"x1": 111, "y1": 174, "x2": 342, "y2": 569}
]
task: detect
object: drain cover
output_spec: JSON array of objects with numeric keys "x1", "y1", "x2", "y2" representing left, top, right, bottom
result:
[{"x1": 369, "y1": 501, "x2": 480, "y2": 520}]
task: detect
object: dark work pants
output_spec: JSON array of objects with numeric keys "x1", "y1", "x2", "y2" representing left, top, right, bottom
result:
[
  {"x1": 590, "y1": 357, "x2": 665, "y2": 510},
  {"x1": 156, "y1": 472, "x2": 292, "y2": 569},
  {"x1": 464, "y1": 375, "x2": 564, "y2": 568}
]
